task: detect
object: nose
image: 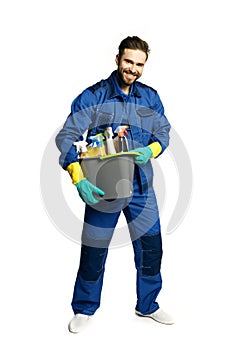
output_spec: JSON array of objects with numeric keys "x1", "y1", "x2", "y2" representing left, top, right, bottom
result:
[{"x1": 129, "y1": 63, "x2": 136, "y2": 73}]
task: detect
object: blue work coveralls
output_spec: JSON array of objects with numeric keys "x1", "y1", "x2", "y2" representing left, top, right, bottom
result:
[{"x1": 56, "y1": 71, "x2": 171, "y2": 316}]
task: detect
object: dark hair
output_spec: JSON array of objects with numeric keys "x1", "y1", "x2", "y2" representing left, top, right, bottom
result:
[{"x1": 118, "y1": 36, "x2": 150, "y2": 60}]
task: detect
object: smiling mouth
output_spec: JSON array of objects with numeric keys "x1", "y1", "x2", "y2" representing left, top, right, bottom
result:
[{"x1": 124, "y1": 71, "x2": 137, "y2": 78}]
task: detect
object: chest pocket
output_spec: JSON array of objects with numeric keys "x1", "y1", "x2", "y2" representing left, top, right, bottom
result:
[
  {"x1": 136, "y1": 107, "x2": 155, "y2": 141},
  {"x1": 136, "y1": 107, "x2": 155, "y2": 118}
]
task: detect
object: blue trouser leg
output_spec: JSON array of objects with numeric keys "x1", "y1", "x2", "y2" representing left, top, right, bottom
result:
[
  {"x1": 132, "y1": 235, "x2": 162, "y2": 314},
  {"x1": 71, "y1": 204, "x2": 122, "y2": 315},
  {"x1": 71, "y1": 245, "x2": 109, "y2": 315},
  {"x1": 123, "y1": 179, "x2": 163, "y2": 315},
  {"x1": 71, "y1": 178, "x2": 163, "y2": 316}
]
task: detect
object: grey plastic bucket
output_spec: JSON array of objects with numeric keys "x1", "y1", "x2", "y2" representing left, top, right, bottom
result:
[{"x1": 79, "y1": 153, "x2": 138, "y2": 200}]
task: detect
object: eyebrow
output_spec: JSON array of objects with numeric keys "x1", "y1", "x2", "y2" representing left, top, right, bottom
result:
[{"x1": 124, "y1": 58, "x2": 145, "y2": 66}]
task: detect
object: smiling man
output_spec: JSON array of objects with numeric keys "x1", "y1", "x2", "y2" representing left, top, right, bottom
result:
[
  {"x1": 56, "y1": 36, "x2": 173, "y2": 333},
  {"x1": 116, "y1": 48, "x2": 146, "y2": 93}
]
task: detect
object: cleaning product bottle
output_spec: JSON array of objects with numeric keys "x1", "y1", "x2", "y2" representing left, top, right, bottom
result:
[
  {"x1": 89, "y1": 133, "x2": 106, "y2": 156},
  {"x1": 79, "y1": 142, "x2": 89, "y2": 158},
  {"x1": 104, "y1": 127, "x2": 116, "y2": 155},
  {"x1": 73, "y1": 140, "x2": 89, "y2": 158},
  {"x1": 114, "y1": 125, "x2": 129, "y2": 152}
]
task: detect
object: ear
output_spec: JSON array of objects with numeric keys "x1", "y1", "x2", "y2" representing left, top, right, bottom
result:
[{"x1": 115, "y1": 54, "x2": 119, "y2": 66}]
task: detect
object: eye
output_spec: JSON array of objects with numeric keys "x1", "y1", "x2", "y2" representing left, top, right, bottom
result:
[{"x1": 125, "y1": 59, "x2": 133, "y2": 64}]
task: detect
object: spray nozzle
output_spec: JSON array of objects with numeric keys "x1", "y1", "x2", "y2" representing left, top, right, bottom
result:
[
  {"x1": 114, "y1": 125, "x2": 129, "y2": 137},
  {"x1": 73, "y1": 140, "x2": 88, "y2": 153},
  {"x1": 90, "y1": 133, "x2": 105, "y2": 147}
]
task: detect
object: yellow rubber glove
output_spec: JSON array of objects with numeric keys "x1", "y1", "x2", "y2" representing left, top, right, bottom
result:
[
  {"x1": 66, "y1": 162, "x2": 85, "y2": 185},
  {"x1": 148, "y1": 141, "x2": 162, "y2": 158}
]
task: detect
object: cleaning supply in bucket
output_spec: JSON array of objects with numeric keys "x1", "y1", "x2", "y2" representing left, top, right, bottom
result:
[
  {"x1": 88, "y1": 133, "x2": 106, "y2": 157},
  {"x1": 73, "y1": 140, "x2": 89, "y2": 158},
  {"x1": 104, "y1": 127, "x2": 116, "y2": 155},
  {"x1": 114, "y1": 125, "x2": 129, "y2": 152}
]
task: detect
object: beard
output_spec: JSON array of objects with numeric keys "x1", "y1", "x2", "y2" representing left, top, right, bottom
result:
[{"x1": 116, "y1": 66, "x2": 140, "y2": 88}]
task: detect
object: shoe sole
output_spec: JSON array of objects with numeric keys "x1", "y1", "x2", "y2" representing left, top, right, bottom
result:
[
  {"x1": 135, "y1": 310, "x2": 175, "y2": 325},
  {"x1": 68, "y1": 324, "x2": 80, "y2": 334}
]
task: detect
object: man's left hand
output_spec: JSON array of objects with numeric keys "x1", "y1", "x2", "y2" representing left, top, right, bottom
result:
[{"x1": 131, "y1": 146, "x2": 153, "y2": 165}]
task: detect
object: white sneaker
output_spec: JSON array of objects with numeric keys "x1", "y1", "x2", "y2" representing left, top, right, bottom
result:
[
  {"x1": 135, "y1": 308, "x2": 174, "y2": 325},
  {"x1": 68, "y1": 313, "x2": 91, "y2": 333}
]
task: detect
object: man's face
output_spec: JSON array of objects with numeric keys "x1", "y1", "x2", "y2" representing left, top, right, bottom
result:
[{"x1": 116, "y1": 49, "x2": 147, "y2": 89}]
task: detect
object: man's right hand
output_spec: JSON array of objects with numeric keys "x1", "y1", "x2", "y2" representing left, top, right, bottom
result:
[
  {"x1": 75, "y1": 179, "x2": 105, "y2": 205},
  {"x1": 66, "y1": 162, "x2": 105, "y2": 205}
]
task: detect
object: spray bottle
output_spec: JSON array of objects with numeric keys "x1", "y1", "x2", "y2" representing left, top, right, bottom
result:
[
  {"x1": 73, "y1": 140, "x2": 89, "y2": 158},
  {"x1": 89, "y1": 133, "x2": 106, "y2": 156},
  {"x1": 114, "y1": 125, "x2": 129, "y2": 152},
  {"x1": 104, "y1": 127, "x2": 116, "y2": 155}
]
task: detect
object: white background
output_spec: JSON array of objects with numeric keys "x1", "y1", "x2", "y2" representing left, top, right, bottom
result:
[{"x1": 1, "y1": 0, "x2": 233, "y2": 349}]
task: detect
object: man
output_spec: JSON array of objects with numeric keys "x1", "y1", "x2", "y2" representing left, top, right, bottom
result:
[{"x1": 56, "y1": 36, "x2": 174, "y2": 333}]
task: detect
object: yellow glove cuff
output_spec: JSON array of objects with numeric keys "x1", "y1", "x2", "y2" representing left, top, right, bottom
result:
[
  {"x1": 148, "y1": 142, "x2": 162, "y2": 158},
  {"x1": 66, "y1": 162, "x2": 85, "y2": 185}
]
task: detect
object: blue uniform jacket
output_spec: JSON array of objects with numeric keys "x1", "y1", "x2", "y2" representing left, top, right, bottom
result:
[{"x1": 56, "y1": 71, "x2": 171, "y2": 192}]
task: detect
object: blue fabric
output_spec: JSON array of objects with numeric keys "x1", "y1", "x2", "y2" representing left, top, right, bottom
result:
[
  {"x1": 55, "y1": 71, "x2": 170, "y2": 192},
  {"x1": 71, "y1": 177, "x2": 162, "y2": 315}
]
